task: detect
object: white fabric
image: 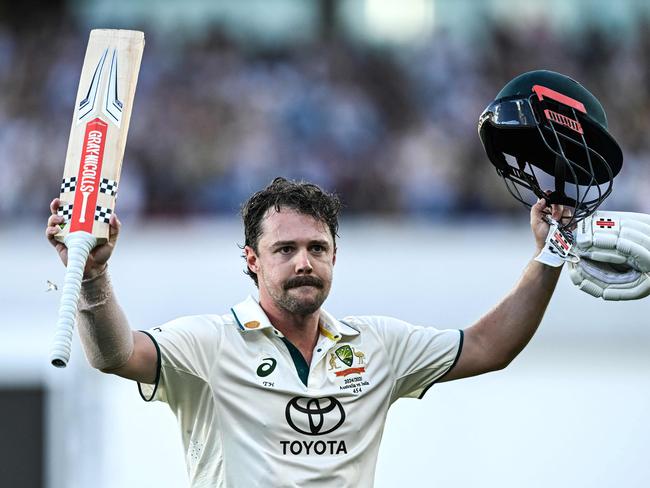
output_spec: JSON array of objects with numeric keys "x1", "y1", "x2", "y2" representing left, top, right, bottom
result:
[
  {"x1": 568, "y1": 211, "x2": 650, "y2": 300},
  {"x1": 139, "y1": 296, "x2": 462, "y2": 488},
  {"x1": 534, "y1": 218, "x2": 579, "y2": 267}
]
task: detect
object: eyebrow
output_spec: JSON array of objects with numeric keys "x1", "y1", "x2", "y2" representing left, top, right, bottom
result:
[{"x1": 271, "y1": 239, "x2": 330, "y2": 248}]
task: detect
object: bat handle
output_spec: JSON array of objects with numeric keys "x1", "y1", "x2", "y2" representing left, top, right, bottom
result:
[{"x1": 50, "y1": 231, "x2": 98, "y2": 368}]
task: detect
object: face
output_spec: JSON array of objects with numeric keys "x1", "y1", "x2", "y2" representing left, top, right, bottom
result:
[{"x1": 245, "y1": 207, "x2": 336, "y2": 317}]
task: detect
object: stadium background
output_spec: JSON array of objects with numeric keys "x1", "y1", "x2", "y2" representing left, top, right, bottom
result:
[{"x1": 1, "y1": 0, "x2": 650, "y2": 486}]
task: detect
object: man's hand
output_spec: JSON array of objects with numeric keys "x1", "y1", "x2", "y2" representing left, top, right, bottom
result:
[
  {"x1": 530, "y1": 197, "x2": 571, "y2": 253},
  {"x1": 45, "y1": 197, "x2": 121, "y2": 279}
]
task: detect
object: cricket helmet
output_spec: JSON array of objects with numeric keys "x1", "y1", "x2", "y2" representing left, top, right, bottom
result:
[{"x1": 478, "y1": 70, "x2": 623, "y2": 228}]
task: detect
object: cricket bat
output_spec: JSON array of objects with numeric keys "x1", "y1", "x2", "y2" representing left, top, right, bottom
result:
[{"x1": 50, "y1": 29, "x2": 144, "y2": 368}]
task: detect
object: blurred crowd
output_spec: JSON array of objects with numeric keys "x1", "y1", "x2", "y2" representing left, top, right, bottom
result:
[{"x1": 2, "y1": 16, "x2": 650, "y2": 221}]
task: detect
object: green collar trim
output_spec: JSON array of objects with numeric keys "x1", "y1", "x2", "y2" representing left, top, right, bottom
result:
[{"x1": 281, "y1": 338, "x2": 309, "y2": 387}]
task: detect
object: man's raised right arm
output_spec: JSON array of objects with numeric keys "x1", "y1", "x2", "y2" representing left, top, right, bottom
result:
[{"x1": 46, "y1": 198, "x2": 157, "y2": 383}]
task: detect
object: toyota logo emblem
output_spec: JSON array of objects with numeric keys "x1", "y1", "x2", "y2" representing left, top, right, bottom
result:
[{"x1": 285, "y1": 396, "x2": 346, "y2": 436}]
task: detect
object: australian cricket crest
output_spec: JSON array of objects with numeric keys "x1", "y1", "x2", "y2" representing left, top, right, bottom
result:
[
  {"x1": 335, "y1": 345, "x2": 354, "y2": 367},
  {"x1": 328, "y1": 344, "x2": 370, "y2": 394}
]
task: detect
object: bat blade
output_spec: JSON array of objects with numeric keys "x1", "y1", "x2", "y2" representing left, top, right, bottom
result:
[
  {"x1": 56, "y1": 29, "x2": 144, "y2": 244},
  {"x1": 51, "y1": 29, "x2": 144, "y2": 368}
]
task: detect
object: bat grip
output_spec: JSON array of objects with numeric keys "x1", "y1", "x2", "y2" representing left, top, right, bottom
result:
[{"x1": 50, "y1": 231, "x2": 98, "y2": 368}]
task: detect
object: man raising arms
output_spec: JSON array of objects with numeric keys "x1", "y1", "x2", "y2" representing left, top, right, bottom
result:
[{"x1": 46, "y1": 177, "x2": 564, "y2": 487}]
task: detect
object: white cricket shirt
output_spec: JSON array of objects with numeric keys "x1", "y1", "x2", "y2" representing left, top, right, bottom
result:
[{"x1": 139, "y1": 296, "x2": 462, "y2": 488}]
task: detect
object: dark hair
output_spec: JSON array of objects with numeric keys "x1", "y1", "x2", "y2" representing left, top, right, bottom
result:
[{"x1": 241, "y1": 177, "x2": 341, "y2": 286}]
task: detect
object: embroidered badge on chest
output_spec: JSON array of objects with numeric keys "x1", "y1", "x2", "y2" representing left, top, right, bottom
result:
[{"x1": 327, "y1": 345, "x2": 370, "y2": 394}]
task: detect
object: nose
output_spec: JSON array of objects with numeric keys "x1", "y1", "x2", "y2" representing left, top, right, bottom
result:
[{"x1": 295, "y1": 249, "x2": 313, "y2": 274}]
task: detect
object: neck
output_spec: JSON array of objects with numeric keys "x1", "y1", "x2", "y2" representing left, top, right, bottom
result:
[{"x1": 259, "y1": 296, "x2": 321, "y2": 360}]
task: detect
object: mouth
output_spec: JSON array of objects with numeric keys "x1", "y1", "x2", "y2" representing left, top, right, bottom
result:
[
  {"x1": 284, "y1": 276, "x2": 324, "y2": 290},
  {"x1": 291, "y1": 285, "x2": 318, "y2": 291}
]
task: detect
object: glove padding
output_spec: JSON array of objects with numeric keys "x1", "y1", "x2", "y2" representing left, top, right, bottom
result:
[{"x1": 569, "y1": 211, "x2": 650, "y2": 300}]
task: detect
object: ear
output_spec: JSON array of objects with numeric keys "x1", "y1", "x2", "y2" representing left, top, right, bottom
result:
[
  {"x1": 244, "y1": 246, "x2": 259, "y2": 274},
  {"x1": 332, "y1": 245, "x2": 337, "y2": 266}
]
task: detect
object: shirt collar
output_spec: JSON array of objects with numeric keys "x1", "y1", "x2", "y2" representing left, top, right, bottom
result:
[
  {"x1": 318, "y1": 308, "x2": 360, "y2": 340},
  {"x1": 231, "y1": 295, "x2": 360, "y2": 340}
]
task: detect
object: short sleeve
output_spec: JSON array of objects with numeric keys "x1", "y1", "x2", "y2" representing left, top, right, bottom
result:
[
  {"x1": 353, "y1": 316, "x2": 462, "y2": 401},
  {"x1": 138, "y1": 315, "x2": 222, "y2": 405}
]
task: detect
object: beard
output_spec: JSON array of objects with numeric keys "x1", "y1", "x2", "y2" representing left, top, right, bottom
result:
[{"x1": 275, "y1": 275, "x2": 329, "y2": 316}]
